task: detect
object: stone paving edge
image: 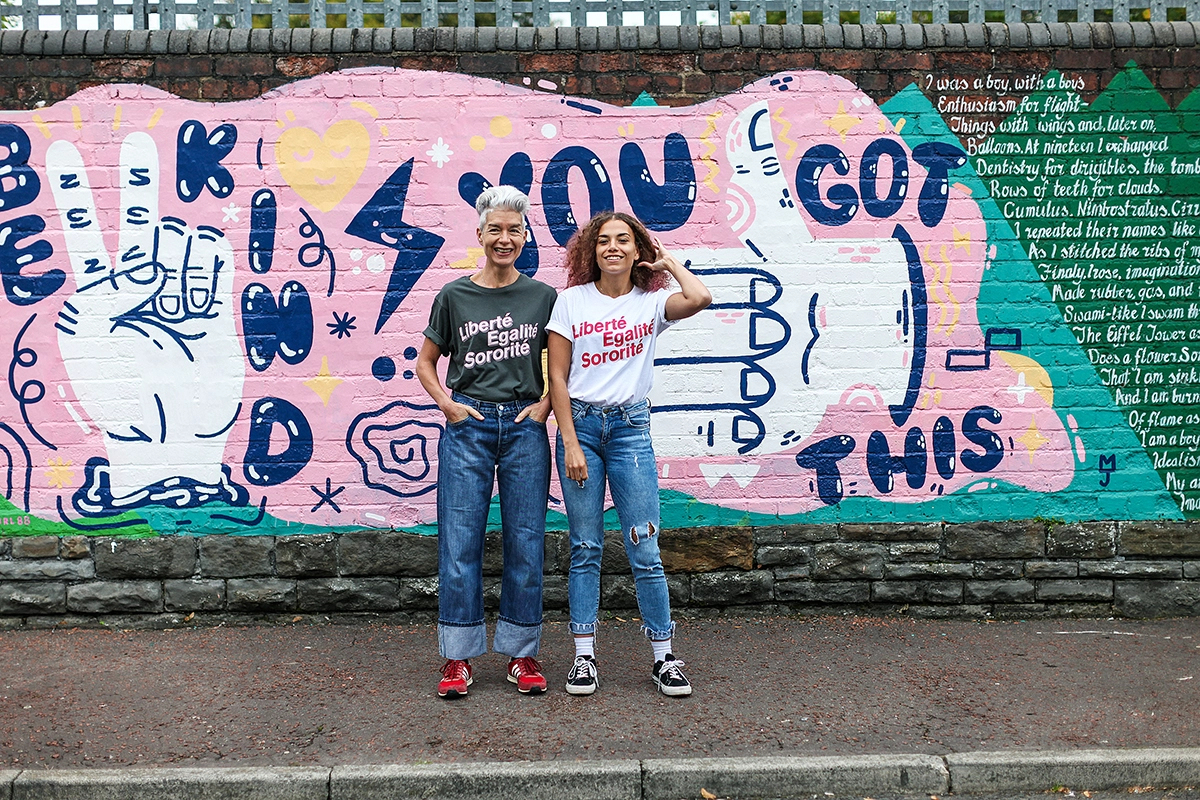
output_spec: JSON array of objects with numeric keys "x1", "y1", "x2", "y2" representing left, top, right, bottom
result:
[
  {"x1": 947, "y1": 747, "x2": 1200, "y2": 794},
  {"x1": 642, "y1": 753, "x2": 949, "y2": 797},
  {"x1": 3, "y1": 748, "x2": 1200, "y2": 799},
  {"x1": 331, "y1": 760, "x2": 642, "y2": 800},
  {"x1": 9, "y1": 766, "x2": 329, "y2": 800}
]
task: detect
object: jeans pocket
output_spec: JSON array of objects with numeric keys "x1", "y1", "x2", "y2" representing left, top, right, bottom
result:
[
  {"x1": 448, "y1": 413, "x2": 473, "y2": 427},
  {"x1": 626, "y1": 408, "x2": 651, "y2": 428}
]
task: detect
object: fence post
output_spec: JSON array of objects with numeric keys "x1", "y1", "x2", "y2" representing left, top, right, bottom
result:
[{"x1": 22, "y1": 0, "x2": 39, "y2": 30}]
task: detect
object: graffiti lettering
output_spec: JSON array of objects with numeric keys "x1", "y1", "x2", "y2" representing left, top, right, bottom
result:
[
  {"x1": 176, "y1": 120, "x2": 238, "y2": 202},
  {"x1": 241, "y1": 281, "x2": 314, "y2": 372},
  {"x1": 0, "y1": 215, "x2": 63, "y2": 306},
  {"x1": 0, "y1": 124, "x2": 41, "y2": 212},
  {"x1": 244, "y1": 397, "x2": 314, "y2": 486},
  {"x1": 796, "y1": 139, "x2": 967, "y2": 229}
]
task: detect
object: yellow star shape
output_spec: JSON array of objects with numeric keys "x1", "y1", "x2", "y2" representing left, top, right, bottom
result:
[
  {"x1": 824, "y1": 101, "x2": 862, "y2": 142},
  {"x1": 1016, "y1": 417, "x2": 1049, "y2": 463},
  {"x1": 952, "y1": 225, "x2": 972, "y2": 255},
  {"x1": 45, "y1": 457, "x2": 75, "y2": 489},
  {"x1": 304, "y1": 356, "x2": 343, "y2": 407}
]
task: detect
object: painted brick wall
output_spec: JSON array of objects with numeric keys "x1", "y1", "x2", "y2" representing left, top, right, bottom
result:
[{"x1": 0, "y1": 24, "x2": 1198, "y2": 622}]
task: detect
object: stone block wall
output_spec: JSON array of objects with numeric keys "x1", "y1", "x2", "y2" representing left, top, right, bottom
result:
[{"x1": 2, "y1": 523, "x2": 1198, "y2": 626}]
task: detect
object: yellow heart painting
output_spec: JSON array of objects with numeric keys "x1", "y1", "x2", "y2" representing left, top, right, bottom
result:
[{"x1": 275, "y1": 120, "x2": 370, "y2": 212}]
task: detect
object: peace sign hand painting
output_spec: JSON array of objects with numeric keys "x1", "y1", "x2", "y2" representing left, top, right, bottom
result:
[{"x1": 47, "y1": 131, "x2": 244, "y2": 506}]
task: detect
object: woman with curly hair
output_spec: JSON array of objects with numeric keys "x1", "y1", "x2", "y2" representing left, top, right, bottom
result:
[{"x1": 547, "y1": 211, "x2": 712, "y2": 697}]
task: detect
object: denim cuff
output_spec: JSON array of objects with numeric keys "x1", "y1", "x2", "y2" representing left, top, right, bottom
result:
[
  {"x1": 641, "y1": 620, "x2": 676, "y2": 641},
  {"x1": 439, "y1": 621, "x2": 487, "y2": 660},
  {"x1": 568, "y1": 620, "x2": 597, "y2": 635},
  {"x1": 494, "y1": 618, "x2": 541, "y2": 658}
]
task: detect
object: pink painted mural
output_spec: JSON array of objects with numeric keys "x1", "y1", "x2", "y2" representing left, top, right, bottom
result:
[{"x1": 0, "y1": 67, "x2": 1133, "y2": 536}]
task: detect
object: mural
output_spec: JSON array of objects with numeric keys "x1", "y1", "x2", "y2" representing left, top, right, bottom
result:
[
  {"x1": 973, "y1": 65, "x2": 1200, "y2": 518},
  {"x1": 0, "y1": 65, "x2": 1188, "y2": 536}
]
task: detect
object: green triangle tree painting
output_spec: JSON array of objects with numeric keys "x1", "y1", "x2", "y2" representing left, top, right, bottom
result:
[{"x1": 969, "y1": 64, "x2": 1200, "y2": 517}]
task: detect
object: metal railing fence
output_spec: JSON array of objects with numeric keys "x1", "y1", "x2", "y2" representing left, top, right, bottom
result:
[{"x1": 8, "y1": 0, "x2": 1195, "y2": 33}]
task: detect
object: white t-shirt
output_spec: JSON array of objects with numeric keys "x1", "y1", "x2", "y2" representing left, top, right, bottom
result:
[{"x1": 547, "y1": 283, "x2": 677, "y2": 407}]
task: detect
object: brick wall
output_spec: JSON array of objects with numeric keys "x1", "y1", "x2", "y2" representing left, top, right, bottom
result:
[
  {"x1": 1, "y1": 24, "x2": 1197, "y2": 110},
  {"x1": 0, "y1": 23, "x2": 1199, "y2": 623}
]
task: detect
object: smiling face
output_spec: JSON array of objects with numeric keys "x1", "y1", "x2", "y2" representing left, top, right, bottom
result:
[
  {"x1": 476, "y1": 208, "x2": 526, "y2": 271},
  {"x1": 594, "y1": 219, "x2": 640, "y2": 280}
]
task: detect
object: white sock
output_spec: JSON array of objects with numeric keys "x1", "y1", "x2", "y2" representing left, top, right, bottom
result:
[
  {"x1": 651, "y1": 639, "x2": 672, "y2": 663},
  {"x1": 575, "y1": 636, "x2": 595, "y2": 659}
]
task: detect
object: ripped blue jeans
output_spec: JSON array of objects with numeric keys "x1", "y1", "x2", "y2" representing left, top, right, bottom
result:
[{"x1": 556, "y1": 398, "x2": 673, "y2": 640}]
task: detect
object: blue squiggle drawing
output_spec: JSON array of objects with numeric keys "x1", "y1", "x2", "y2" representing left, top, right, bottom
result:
[
  {"x1": 298, "y1": 208, "x2": 337, "y2": 297},
  {"x1": 56, "y1": 495, "x2": 149, "y2": 531},
  {"x1": 8, "y1": 313, "x2": 55, "y2": 451},
  {"x1": 0, "y1": 421, "x2": 32, "y2": 511},
  {"x1": 346, "y1": 401, "x2": 442, "y2": 499}
]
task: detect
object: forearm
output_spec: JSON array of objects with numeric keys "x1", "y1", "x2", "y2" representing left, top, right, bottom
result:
[
  {"x1": 549, "y1": 377, "x2": 579, "y2": 447},
  {"x1": 547, "y1": 332, "x2": 580, "y2": 446},
  {"x1": 665, "y1": 258, "x2": 712, "y2": 309},
  {"x1": 415, "y1": 339, "x2": 454, "y2": 415}
]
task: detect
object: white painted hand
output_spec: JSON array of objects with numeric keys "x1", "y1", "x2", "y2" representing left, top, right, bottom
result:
[
  {"x1": 650, "y1": 100, "x2": 922, "y2": 459},
  {"x1": 48, "y1": 132, "x2": 244, "y2": 498}
]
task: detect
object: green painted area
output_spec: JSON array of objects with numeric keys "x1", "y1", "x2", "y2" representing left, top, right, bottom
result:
[
  {"x1": 0, "y1": 492, "x2": 378, "y2": 539},
  {"x1": 630, "y1": 91, "x2": 659, "y2": 107},
  {"x1": 0, "y1": 493, "x2": 155, "y2": 538},
  {"x1": 974, "y1": 65, "x2": 1200, "y2": 517}
]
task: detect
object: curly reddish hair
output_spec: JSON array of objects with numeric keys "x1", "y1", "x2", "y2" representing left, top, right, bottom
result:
[{"x1": 563, "y1": 211, "x2": 671, "y2": 292}]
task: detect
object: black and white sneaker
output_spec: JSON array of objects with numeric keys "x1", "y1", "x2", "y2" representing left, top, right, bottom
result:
[
  {"x1": 566, "y1": 655, "x2": 599, "y2": 695},
  {"x1": 652, "y1": 654, "x2": 692, "y2": 697}
]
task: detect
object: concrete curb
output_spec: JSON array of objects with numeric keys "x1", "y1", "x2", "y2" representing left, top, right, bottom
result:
[
  {"x1": 332, "y1": 760, "x2": 642, "y2": 799},
  {"x1": 642, "y1": 753, "x2": 949, "y2": 798},
  {"x1": 10, "y1": 767, "x2": 329, "y2": 800},
  {"x1": 947, "y1": 747, "x2": 1200, "y2": 794},
  {"x1": 2, "y1": 748, "x2": 1199, "y2": 799}
]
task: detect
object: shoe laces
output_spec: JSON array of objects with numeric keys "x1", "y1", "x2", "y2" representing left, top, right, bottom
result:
[
  {"x1": 441, "y1": 659, "x2": 469, "y2": 680},
  {"x1": 510, "y1": 656, "x2": 542, "y2": 676},
  {"x1": 659, "y1": 657, "x2": 687, "y2": 680},
  {"x1": 569, "y1": 655, "x2": 597, "y2": 679}
]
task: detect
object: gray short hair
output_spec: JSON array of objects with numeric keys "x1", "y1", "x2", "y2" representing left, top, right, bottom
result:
[{"x1": 476, "y1": 185, "x2": 530, "y2": 229}]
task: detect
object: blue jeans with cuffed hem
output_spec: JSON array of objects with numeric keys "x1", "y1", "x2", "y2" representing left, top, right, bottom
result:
[
  {"x1": 437, "y1": 392, "x2": 549, "y2": 660},
  {"x1": 556, "y1": 398, "x2": 674, "y2": 641}
]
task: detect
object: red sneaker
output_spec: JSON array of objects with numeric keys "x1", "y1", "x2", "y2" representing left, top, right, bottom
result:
[
  {"x1": 507, "y1": 656, "x2": 547, "y2": 694},
  {"x1": 437, "y1": 659, "x2": 472, "y2": 698}
]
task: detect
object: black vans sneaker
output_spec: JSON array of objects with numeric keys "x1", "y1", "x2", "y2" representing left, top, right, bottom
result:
[
  {"x1": 652, "y1": 655, "x2": 692, "y2": 697},
  {"x1": 565, "y1": 655, "x2": 599, "y2": 695}
]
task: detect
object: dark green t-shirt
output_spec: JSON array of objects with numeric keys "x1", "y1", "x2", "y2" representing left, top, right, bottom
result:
[{"x1": 424, "y1": 274, "x2": 558, "y2": 402}]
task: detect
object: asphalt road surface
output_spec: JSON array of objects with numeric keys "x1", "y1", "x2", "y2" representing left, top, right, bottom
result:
[{"x1": 2, "y1": 615, "x2": 1197, "y2": 770}]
